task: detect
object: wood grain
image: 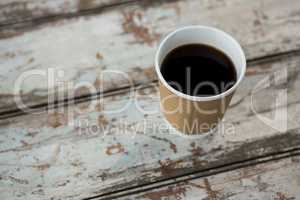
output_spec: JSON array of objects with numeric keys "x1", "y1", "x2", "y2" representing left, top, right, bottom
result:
[
  {"x1": 0, "y1": 0, "x2": 131, "y2": 25},
  {"x1": 0, "y1": 52, "x2": 299, "y2": 199},
  {"x1": 117, "y1": 155, "x2": 300, "y2": 200},
  {"x1": 1, "y1": 0, "x2": 300, "y2": 113}
]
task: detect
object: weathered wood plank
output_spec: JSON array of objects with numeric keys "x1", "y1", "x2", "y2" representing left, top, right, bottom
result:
[
  {"x1": 117, "y1": 155, "x2": 300, "y2": 200},
  {"x1": 0, "y1": 0, "x2": 131, "y2": 25},
  {"x1": 0, "y1": 51, "x2": 299, "y2": 199},
  {"x1": 1, "y1": 0, "x2": 300, "y2": 113}
]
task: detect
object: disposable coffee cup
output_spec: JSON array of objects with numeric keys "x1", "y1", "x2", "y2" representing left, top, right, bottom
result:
[{"x1": 155, "y1": 26, "x2": 246, "y2": 135}]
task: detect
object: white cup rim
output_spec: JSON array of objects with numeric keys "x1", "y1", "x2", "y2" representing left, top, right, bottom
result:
[{"x1": 155, "y1": 25, "x2": 246, "y2": 102}]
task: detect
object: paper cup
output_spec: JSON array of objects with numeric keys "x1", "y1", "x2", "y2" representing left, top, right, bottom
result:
[{"x1": 155, "y1": 26, "x2": 246, "y2": 135}]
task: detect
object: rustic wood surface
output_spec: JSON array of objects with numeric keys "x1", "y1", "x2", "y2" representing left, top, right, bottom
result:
[
  {"x1": 1, "y1": 0, "x2": 300, "y2": 199},
  {"x1": 0, "y1": 0, "x2": 131, "y2": 25},
  {"x1": 0, "y1": 51, "x2": 299, "y2": 199},
  {"x1": 1, "y1": 0, "x2": 300, "y2": 113},
  {"x1": 117, "y1": 155, "x2": 300, "y2": 200}
]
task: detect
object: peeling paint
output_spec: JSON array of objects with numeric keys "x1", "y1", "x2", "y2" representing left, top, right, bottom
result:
[
  {"x1": 98, "y1": 115, "x2": 109, "y2": 129},
  {"x1": 142, "y1": 183, "x2": 187, "y2": 200},
  {"x1": 74, "y1": 86, "x2": 91, "y2": 97},
  {"x1": 189, "y1": 142, "x2": 204, "y2": 156},
  {"x1": 47, "y1": 112, "x2": 67, "y2": 128},
  {"x1": 203, "y1": 178, "x2": 220, "y2": 200},
  {"x1": 162, "y1": 1, "x2": 181, "y2": 16},
  {"x1": 122, "y1": 10, "x2": 160, "y2": 46},
  {"x1": 1, "y1": 0, "x2": 300, "y2": 199},
  {"x1": 143, "y1": 67, "x2": 156, "y2": 80},
  {"x1": 275, "y1": 192, "x2": 293, "y2": 200},
  {"x1": 78, "y1": 0, "x2": 97, "y2": 10},
  {"x1": 20, "y1": 140, "x2": 32, "y2": 150},
  {"x1": 150, "y1": 135, "x2": 177, "y2": 153},
  {"x1": 0, "y1": 0, "x2": 300, "y2": 114},
  {"x1": 106, "y1": 143, "x2": 125, "y2": 155},
  {"x1": 33, "y1": 144, "x2": 61, "y2": 171},
  {"x1": 158, "y1": 159, "x2": 184, "y2": 177},
  {"x1": 95, "y1": 103, "x2": 104, "y2": 111},
  {"x1": 96, "y1": 52, "x2": 104, "y2": 60},
  {"x1": 34, "y1": 163, "x2": 51, "y2": 171}
]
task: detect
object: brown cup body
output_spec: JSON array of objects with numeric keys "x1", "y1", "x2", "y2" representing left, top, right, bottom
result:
[{"x1": 159, "y1": 81, "x2": 234, "y2": 135}]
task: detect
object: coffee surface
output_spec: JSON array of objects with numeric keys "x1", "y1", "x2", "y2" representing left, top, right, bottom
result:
[{"x1": 160, "y1": 44, "x2": 237, "y2": 96}]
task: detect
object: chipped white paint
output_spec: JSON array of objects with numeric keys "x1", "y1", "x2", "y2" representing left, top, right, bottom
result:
[
  {"x1": 1, "y1": 0, "x2": 300, "y2": 199},
  {"x1": 0, "y1": 0, "x2": 129, "y2": 25},
  {"x1": 0, "y1": 52, "x2": 299, "y2": 199},
  {"x1": 121, "y1": 156, "x2": 300, "y2": 200},
  {"x1": 1, "y1": 0, "x2": 300, "y2": 112}
]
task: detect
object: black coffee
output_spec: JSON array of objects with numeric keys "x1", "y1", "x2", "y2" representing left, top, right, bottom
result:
[{"x1": 160, "y1": 44, "x2": 237, "y2": 96}]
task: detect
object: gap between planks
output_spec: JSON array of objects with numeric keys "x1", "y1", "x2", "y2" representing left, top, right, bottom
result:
[
  {"x1": 1, "y1": 0, "x2": 300, "y2": 114},
  {"x1": 0, "y1": 0, "x2": 172, "y2": 28},
  {"x1": 0, "y1": 43, "x2": 299, "y2": 199},
  {"x1": 84, "y1": 147, "x2": 300, "y2": 199},
  {"x1": 0, "y1": 48, "x2": 299, "y2": 120},
  {"x1": 0, "y1": 0, "x2": 134, "y2": 27}
]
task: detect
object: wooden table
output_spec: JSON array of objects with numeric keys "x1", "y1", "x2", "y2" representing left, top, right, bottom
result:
[{"x1": 0, "y1": 0, "x2": 300, "y2": 199}]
